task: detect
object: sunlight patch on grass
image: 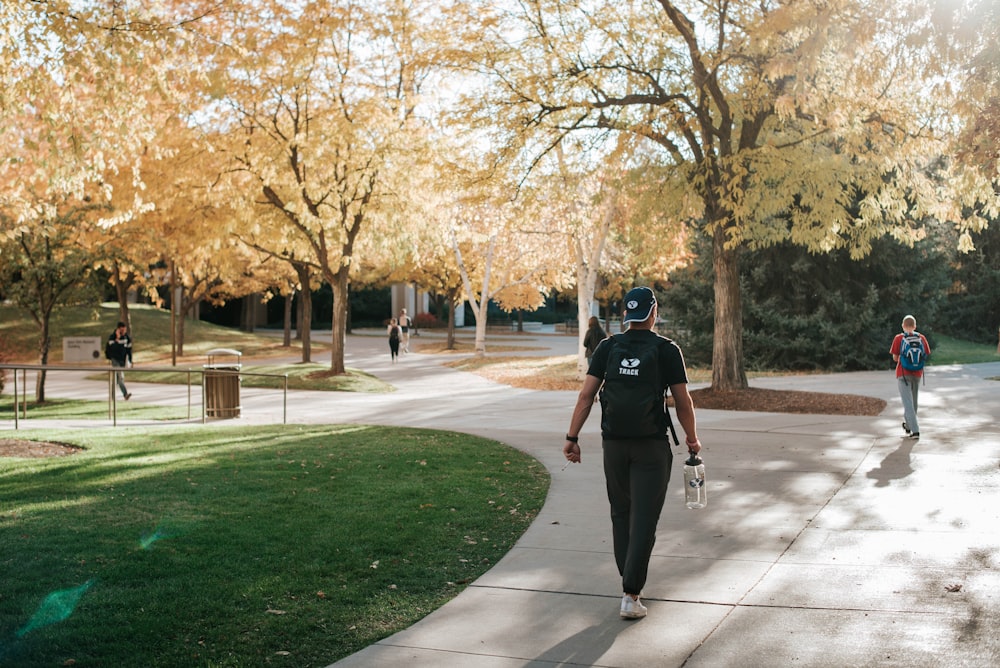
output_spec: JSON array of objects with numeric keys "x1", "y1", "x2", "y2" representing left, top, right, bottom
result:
[
  {"x1": 0, "y1": 424, "x2": 548, "y2": 666},
  {"x1": 11, "y1": 496, "x2": 102, "y2": 517}
]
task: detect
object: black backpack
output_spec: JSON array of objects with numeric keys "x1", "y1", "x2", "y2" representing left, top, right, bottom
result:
[{"x1": 599, "y1": 334, "x2": 678, "y2": 442}]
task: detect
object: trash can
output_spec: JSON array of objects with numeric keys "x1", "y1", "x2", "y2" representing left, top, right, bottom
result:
[{"x1": 204, "y1": 348, "x2": 242, "y2": 418}]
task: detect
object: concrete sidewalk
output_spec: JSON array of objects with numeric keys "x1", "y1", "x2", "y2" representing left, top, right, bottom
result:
[
  {"x1": 327, "y1": 349, "x2": 1000, "y2": 668},
  {"x1": 5, "y1": 333, "x2": 1000, "y2": 666}
]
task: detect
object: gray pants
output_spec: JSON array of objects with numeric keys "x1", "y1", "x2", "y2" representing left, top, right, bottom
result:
[
  {"x1": 112, "y1": 360, "x2": 129, "y2": 398},
  {"x1": 602, "y1": 437, "x2": 672, "y2": 595},
  {"x1": 897, "y1": 375, "x2": 920, "y2": 433}
]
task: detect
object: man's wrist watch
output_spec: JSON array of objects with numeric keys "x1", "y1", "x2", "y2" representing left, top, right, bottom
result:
[{"x1": 565, "y1": 434, "x2": 578, "y2": 443}]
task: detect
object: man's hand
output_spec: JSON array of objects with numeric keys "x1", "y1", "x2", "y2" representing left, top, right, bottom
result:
[{"x1": 563, "y1": 440, "x2": 581, "y2": 463}]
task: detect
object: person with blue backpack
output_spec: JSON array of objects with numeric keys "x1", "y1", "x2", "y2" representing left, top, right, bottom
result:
[
  {"x1": 563, "y1": 286, "x2": 701, "y2": 620},
  {"x1": 890, "y1": 315, "x2": 931, "y2": 439}
]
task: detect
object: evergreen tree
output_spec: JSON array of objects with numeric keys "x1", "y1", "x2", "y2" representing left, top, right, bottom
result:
[
  {"x1": 661, "y1": 232, "x2": 952, "y2": 371},
  {"x1": 938, "y1": 223, "x2": 1000, "y2": 343}
]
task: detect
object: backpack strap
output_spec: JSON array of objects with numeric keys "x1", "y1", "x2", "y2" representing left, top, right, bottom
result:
[
  {"x1": 645, "y1": 334, "x2": 681, "y2": 445},
  {"x1": 901, "y1": 331, "x2": 928, "y2": 384}
]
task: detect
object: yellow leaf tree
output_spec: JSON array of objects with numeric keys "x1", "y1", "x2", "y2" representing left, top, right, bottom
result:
[
  {"x1": 450, "y1": 180, "x2": 572, "y2": 356},
  {"x1": 0, "y1": 0, "x2": 188, "y2": 395},
  {"x1": 457, "y1": 0, "x2": 999, "y2": 391},
  {"x1": 203, "y1": 0, "x2": 435, "y2": 374}
]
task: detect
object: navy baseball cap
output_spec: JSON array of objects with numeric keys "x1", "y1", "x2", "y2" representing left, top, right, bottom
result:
[{"x1": 622, "y1": 287, "x2": 656, "y2": 325}]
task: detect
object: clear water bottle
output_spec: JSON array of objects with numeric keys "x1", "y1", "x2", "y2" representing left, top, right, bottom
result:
[{"x1": 683, "y1": 452, "x2": 707, "y2": 509}]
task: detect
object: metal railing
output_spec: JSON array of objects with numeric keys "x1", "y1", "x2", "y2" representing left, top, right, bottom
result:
[{"x1": 1, "y1": 363, "x2": 288, "y2": 429}]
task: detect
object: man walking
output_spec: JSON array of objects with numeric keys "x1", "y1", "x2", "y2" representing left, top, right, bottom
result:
[
  {"x1": 890, "y1": 314, "x2": 930, "y2": 439},
  {"x1": 563, "y1": 286, "x2": 701, "y2": 619},
  {"x1": 106, "y1": 321, "x2": 133, "y2": 400},
  {"x1": 398, "y1": 309, "x2": 412, "y2": 353}
]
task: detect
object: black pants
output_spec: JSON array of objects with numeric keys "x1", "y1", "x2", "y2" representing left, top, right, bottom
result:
[{"x1": 602, "y1": 437, "x2": 672, "y2": 595}]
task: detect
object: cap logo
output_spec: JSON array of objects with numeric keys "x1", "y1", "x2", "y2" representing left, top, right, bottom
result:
[{"x1": 627, "y1": 300, "x2": 639, "y2": 309}]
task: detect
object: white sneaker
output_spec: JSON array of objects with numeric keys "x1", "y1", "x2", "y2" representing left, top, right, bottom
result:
[{"x1": 620, "y1": 594, "x2": 647, "y2": 619}]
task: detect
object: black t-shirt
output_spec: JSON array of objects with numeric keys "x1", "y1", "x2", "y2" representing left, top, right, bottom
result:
[{"x1": 587, "y1": 329, "x2": 688, "y2": 388}]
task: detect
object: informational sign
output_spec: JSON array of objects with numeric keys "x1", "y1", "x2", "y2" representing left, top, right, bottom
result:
[{"x1": 63, "y1": 337, "x2": 103, "y2": 363}]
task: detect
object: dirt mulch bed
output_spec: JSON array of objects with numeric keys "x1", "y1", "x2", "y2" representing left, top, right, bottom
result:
[
  {"x1": 445, "y1": 355, "x2": 887, "y2": 416},
  {"x1": 686, "y1": 387, "x2": 886, "y2": 416},
  {"x1": 0, "y1": 439, "x2": 84, "y2": 458}
]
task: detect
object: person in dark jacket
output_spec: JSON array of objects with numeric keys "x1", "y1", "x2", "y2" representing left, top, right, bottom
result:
[
  {"x1": 106, "y1": 321, "x2": 133, "y2": 400},
  {"x1": 387, "y1": 318, "x2": 401, "y2": 363},
  {"x1": 583, "y1": 316, "x2": 607, "y2": 360}
]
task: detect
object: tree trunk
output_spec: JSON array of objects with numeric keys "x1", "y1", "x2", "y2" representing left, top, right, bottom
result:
[
  {"x1": 293, "y1": 264, "x2": 312, "y2": 362},
  {"x1": 446, "y1": 296, "x2": 457, "y2": 350},
  {"x1": 169, "y1": 261, "x2": 177, "y2": 366},
  {"x1": 35, "y1": 314, "x2": 51, "y2": 402},
  {"x1": 283, "y1": 289, "x2": 294, "y2": 347},
  {"x1": 241, "y1": 295, "x2": 257, "y2": 333},
  {"x1": 295, "y1": 293, "x2": 303, "y2": 341},
  {"x1": 574, "y1": 195, "x2": 613, "y2": 377},
  {"x1": 710, "y1": 226, "x2": 748, "y2": 391},
  {"x1": 176, "y1": 308, "x2": 186, "y2": 358},
  {"x1": 576, "y1": 299, "x2": 592, "y2": 378},
  {"x1": 329, "y1": 270, "x2": 349, "y2": 375},
  {"x1": 113, "y1": 267, "x2": 134, "y2": 329},
  {"x1": 473, "y1": 298, "x2": 489, "y2": 357},
  {"x1": 575, "y1": 252, "x2": 601, "y2": 378},
  {"x1": 299, "y1": 288, "x2": 312, "y2": 363},
  {"x1": 453, "y1": 231, "x2": 494, "y2": 358}
]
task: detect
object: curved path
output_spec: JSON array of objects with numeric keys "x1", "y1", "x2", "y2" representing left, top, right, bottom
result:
[{"x1": 7, "y1": 331, "x2": 1000, "y2": 667}]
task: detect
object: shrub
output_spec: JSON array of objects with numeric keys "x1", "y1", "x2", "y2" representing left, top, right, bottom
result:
[{"x1": 413, "y1": 312, "x2": 443, "y2": 329}]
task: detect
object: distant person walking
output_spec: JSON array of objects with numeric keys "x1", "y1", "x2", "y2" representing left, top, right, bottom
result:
[
  {"x1": 398, "y1": 309, "x2": 413, "y2": 353},
  {"x1": 387, "y1": 318, "x2": 401, "y2": 363},
  {"x1": 106, "y1": 321, "x2": 133, "y2": 400},
  {"x1": 583, "y1": 316, "x2": 607, "y2": 361},
  {"x1": 890, "y1": 314, "x2": 930, "y2": 439},
  {"x1": 563, "y1": 286, "x2": 701, "y2": 620}
]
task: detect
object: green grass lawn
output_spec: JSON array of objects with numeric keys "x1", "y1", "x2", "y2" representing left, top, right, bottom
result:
[
  {"x1": 0, "y1": 302, "x2": 327, "y2": 364},
  {"x1": 123, "y1": 363, "x2": 392, "y2": 393},
  {"x1": 0, "y1": 425, "x2": 549, "y2": 667},
  {"x1": 926, "y1": 333, "x2": 1000, "y2": 365},
  {"x1": 1, "y1": 303, "x2": 392, "y2": 395},
  {"x1": 0, "y1": 396, "x2": 192, "y2": 422}
]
